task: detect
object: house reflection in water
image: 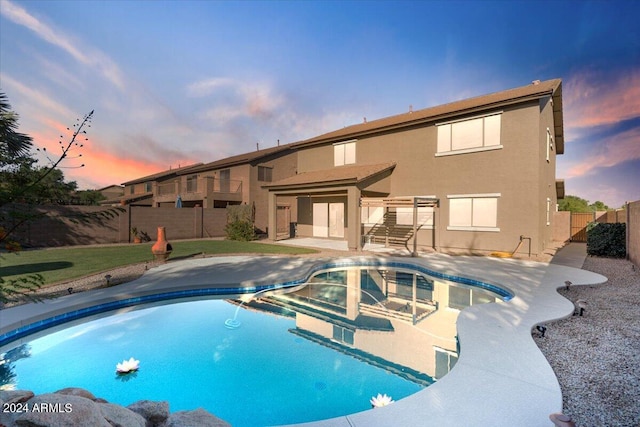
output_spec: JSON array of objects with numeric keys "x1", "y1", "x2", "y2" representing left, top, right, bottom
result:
[{"x1": 244, "y1": 267, "x2": 502, "y2": 384}]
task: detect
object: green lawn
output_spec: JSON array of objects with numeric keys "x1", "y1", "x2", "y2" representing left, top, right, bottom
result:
[{"x1": 0, "y1": 240, "x2": 317, "y2": 287}]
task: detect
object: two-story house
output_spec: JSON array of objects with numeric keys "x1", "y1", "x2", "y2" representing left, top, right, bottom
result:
[
  {"x1": 118, "y1": 145, "x2": 298, "y2": 234},
  {"x1": 265, "y1": 79, "x2": 564, "y2": 256},
  {"x1": 174, "y1": 144, "x2": 297, "y2": 233},
  {"x1": 118, "y1": 163, "x2": 203, "y2": 207}
]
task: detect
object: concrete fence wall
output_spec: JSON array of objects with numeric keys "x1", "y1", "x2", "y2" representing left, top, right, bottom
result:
[
  {"x1": 596, "y1": 209, "x2": 626, "y2": 224},
  {"x1": 554, "y1": 208, "x2": 628, "y2": 244},
  {"x1": 127, "y1": 207, "x2": 227, "y2": 243},
  {"x1": 3, "y1": 204, "x2": 228, "y2": 248},
  {"x1": 627, "y1": 200, "x2": 640, "y2": 268},
  {"x1": 552, "y1": 211, "x2": 571, "y2": 242}
]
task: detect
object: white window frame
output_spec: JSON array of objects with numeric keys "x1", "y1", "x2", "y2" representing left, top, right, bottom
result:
[
  {"x1": 447, "y1": 193, "x2": 500, "y2": 232},
  {"x1": 546, "y1": 127, "x2": 554, "y2": 162},
  {"x1": 436, "y1": 112, "x2": 503, "y2": 157},
  {"x1": 334, "y1": 140, "x2": 356, "y2": 166}
]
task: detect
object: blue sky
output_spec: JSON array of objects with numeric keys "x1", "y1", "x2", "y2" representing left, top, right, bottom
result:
[{"x1": 1, "y1": 0, "x2": 638, "y2": 208}]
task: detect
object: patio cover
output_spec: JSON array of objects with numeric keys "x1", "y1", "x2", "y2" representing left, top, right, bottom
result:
[
  {"x1": 265, "y1": 163, "x2": 397, "y2": 250},
  {"x1": 361, "y1": 196, "x2": 440, "y2": 256}
]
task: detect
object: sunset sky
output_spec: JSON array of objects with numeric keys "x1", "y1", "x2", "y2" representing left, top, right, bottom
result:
[{"x1": 1, "y1": 0, "x2": 638, "y2": 208}]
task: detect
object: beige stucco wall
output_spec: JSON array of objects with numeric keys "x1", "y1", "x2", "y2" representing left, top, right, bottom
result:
[
  {"x1": 553, "y1": 211, "x2": 571, "y2": 242},
  {"x1": 627, "y1": 200, "x2": 640, "y2": 268},
  {"x1": 295, "y1": 99, "x2": 560, "y2": 255},
  {"x1": 250, "y1": 151, "x2": 298, "y2": 233}
]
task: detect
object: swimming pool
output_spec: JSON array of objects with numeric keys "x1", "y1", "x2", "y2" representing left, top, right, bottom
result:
[{"x1": 0, "y1": 258, "x2": 514, "y2": 426}]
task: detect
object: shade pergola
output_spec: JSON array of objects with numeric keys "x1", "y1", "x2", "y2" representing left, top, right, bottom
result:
[{"x1": 361, "y1": 196, "x2": 440, "y2": 256}]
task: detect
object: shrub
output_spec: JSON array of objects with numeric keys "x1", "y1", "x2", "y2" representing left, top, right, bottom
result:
[
  {"x1": 586, "y1": 222, "x2": 626, "y2": 258},
  {"x1": 225, "y1": 204, "x2": 256, "y2": 241},
  {"x1": 224, "y1": 219, "x2": 255, "y2": 241}
]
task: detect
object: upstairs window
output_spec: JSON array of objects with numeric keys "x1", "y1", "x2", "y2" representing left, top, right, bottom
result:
[
  {"x1": 258, "y1": 166, "x2": 273, "y2": 182},
  {"x1": 334, "y1": 141, "x2": 356, "y2": 166},
  {"x1": 437, "y1": 113, "x2": 502, "y2": 156},
  {"x1": 144, "y1": 182, "x2": 152, "y2": 193},
  {"x1": 186, "y1": 175, "x2": 198, "y2": 193}
]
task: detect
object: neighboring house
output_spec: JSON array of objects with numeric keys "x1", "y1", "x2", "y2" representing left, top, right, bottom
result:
[
  {"x1": 97, "y1": 185, "x2": 124, "y2": 201},
  {"x1": 265, "y1": 79, "x2": 565, "y2": 256},
  {"x1": 119, "y1": 163, "x2": 203, "y2": 207},
  {"x1": 118, "y1": 145, "x2": 297, "y2": 233},
  {"x1": 172, "y1": 144, "x2": 297, "y2": 233}
]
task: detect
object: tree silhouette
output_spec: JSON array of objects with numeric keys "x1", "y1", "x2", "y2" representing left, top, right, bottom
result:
[{"x1": 0, "y1": 92, "x2": 93, "y2": 304}]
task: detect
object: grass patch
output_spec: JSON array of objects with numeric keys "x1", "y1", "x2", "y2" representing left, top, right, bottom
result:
[{"x1": 0, "y1": 240, "x2": 317, "y2": 287}]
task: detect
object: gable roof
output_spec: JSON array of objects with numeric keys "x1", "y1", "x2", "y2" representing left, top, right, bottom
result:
[
  {"x1": 184, "y1": 143, "x2": 295, "y2": 174},
  {"x1": 121, "y1": 163, "x2": 203, "y2": 185},
  {"x1": 293, "y1": 79, "x2": 564, "y2": 153},
  {"x1": 264, "y1": 162, "x2": 396, "y2": 190}
]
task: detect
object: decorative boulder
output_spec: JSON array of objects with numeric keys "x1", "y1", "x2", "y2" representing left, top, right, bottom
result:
[
  {"x1": 164, "y1": 408, "x2": 232, "y2": 427},
  {"x1": 127, "y1": 399, "x2": 170, "y2": 425},
  {"x1": 9, "y1": 393, "x2": 111, "y2": 427},
  {"x1": 55, "y1": 387, "x2": 97, "y2": 401},
  {"x1": 98, "y1": 402, "x2": 147, "y2": 427}
]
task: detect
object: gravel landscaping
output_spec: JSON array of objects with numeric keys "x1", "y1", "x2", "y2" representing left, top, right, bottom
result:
[{"x1": 534, "y1": 256, "x2": 640, "y2": 427}]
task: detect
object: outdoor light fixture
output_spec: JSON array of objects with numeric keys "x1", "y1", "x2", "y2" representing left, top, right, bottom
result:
[
  {"x1": 576, "y1": 299, "x2": 587, "y2": 316},
  {"x1": 536, "y1": 325, "x2": 547, "y2": 337},
  {"x1": 105, "y1": 274, "x2": 112, "y2": 286},
  {"x1": 564, "y1": 280, "x2": 572, "y2": 290}
]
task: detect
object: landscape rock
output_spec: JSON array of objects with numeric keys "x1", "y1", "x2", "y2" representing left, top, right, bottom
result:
[
  {"x1": 0, "y1": 391, "x2": 229, "y2": 427},
  {"x1": 127, "y1": 399, "x2": 170, "y2": 425},
  {"x1": 0, "y1": 389, "x2": 34, "y2": 405},
  {"x1": 10, "y1": 393, "x2": 111, "y2": 427},
  {"x1": 54, "y1": 387, "x2": 97, "y2": 401},
  {"x1": 98, "y1": 402, "x2": 147, "y2": 427},
  {"x1": 163, "y1": 408, "x2": 232, "y2": 427}
]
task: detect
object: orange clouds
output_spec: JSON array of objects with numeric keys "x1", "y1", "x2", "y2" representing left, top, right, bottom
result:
[
  {"x1": 68, "y1": 135, "x2": 199, "y2": 188},
  {"x1": 564, "y1": 69, "x2": 640, "y2": 132},
  {"x1": 28, "y1": 125, "x2": 194, "y2": 189}
]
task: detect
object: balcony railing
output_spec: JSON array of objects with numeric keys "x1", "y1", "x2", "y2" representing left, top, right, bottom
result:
[{"x1": 155, "y1": 177, "x2": 243, "y2": 201}]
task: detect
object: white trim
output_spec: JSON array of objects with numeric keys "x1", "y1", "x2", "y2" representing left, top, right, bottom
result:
[
  {"x1": 435, "y1": 144, "x2": 503, "y2": 157},
  {"x1": 435, "y1": 111, "x2": 503, "y2": 127},
  {"x1": 332, "y1": 139, "x2": 358, "y2": 146},
  {"x1": 546, "y1": 197, "x2": 551, "y2": 226},
  {"x1": 447, "y1": 226, "x2": 501, "y2": 232},
  {"x1": 447, "y1": 193, "x2": 501, "y2": 199}
]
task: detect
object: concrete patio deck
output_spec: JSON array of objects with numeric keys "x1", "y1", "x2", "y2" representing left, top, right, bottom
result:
[{"x1": 0, "y1": 249, "x2": 605, "y2": 426}]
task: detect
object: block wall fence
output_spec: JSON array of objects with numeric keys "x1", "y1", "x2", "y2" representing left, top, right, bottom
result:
[
  {"x1": 627, "y1": 200, "x2": 640, "y2": 268},
  {"x1": 4, "y1": 204, "x2": 227, "y2": 248}
]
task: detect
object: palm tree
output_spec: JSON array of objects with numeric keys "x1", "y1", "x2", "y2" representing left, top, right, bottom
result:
[{"x1": 0, "y1": 91, "x2": 33, "y2": 157}]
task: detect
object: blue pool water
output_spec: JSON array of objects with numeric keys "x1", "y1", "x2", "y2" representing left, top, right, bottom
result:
[{"x1": 5, "y1": 299, "x2": 424, "y2": 426}]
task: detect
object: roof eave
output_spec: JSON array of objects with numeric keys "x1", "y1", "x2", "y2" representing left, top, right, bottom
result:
[{"x1": 295, "y1": 92, "x2": 558, "y2": 148}]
